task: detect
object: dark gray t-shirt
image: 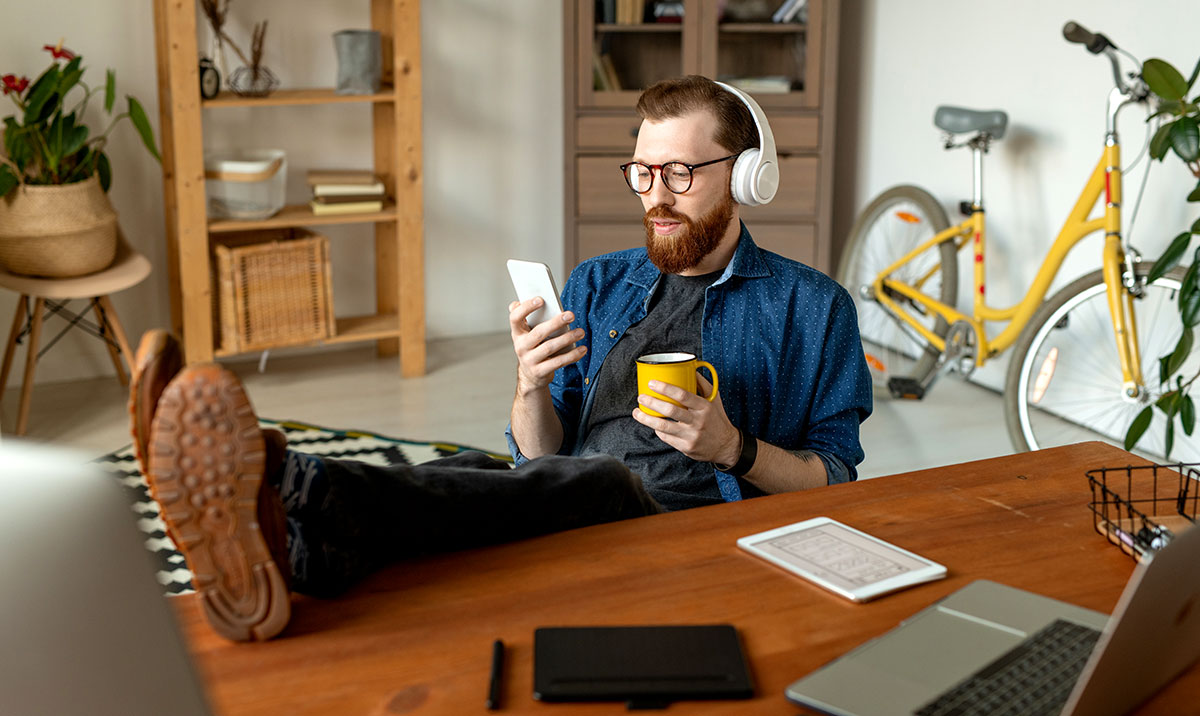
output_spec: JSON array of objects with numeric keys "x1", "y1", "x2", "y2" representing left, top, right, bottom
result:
[{"x1": 578, "y1": 271, "x2": 725, "y2": 511}]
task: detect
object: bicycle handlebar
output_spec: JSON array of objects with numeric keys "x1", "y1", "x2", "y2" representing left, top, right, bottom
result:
[{"x1": 1062, "y1": 21, "x2": 1116, "y2": 54}]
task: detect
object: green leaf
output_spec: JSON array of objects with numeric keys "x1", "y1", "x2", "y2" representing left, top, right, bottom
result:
[
  {"x1": 1192, "y1": 216, "x2": 1200, "y2": 234},
  {"x1": 61, "y1": 119, "x2": 88, "y2": 157},
  {"x1": 1150, "y1": 121, "x2": 1174, "y2": 160},
  {"x1": 1165, "y1": 418, "x2": 1175, "y2": 459},
  {"x1": 1189, "y1": 180, "x2": 1200, "y2": 202},
  {"x1": 1182, "y1": 260, "x2": 1200, "y2": 327},
  {"x1": 1145, "y1": 58, "x2": 1189, "y2": 101},
  {"x1": 1160, "y1": 354, "x2": 1171, "y2": 385},
  {"x1": 126, "y1": 96, "x2": 160, "y2": 162},
  {"x1": 1125, "y1": 405, "x2": 1154, "y2": 450},
  {"x1": 105, "y1": 69, "x2": 115, "y2": 114},
  {"x1": 57, "y1": 56, "x2": 83, "y2": 97},
  {"x1": 23, "y1": 66, "x2": 61, "y2": 125},
  {"x1": 1148, "y1": 231, "x2": 1191, "y2": 283},
  {"x1": 1169, "y1": 116, "x2": 1200, "y2": 162},
  {"x1": 1156, "y1": 389, "x2": 1181, "y2": 416},
  {"x1": 1167, "y1": 327, "x2": 1194, "y2": 376},
  {"x1": 0, "y1": 165, "x2": 17, "y2": 198},
  {"x1": 96, "y1": 151, "x2": 111, "y2": 191},
  {"x1": 1183, "y1": 396, "x2": 1196, "y2": 436},
  {"x1": 1148, "y1": 99, "x2": 1183, "y2": 121}
]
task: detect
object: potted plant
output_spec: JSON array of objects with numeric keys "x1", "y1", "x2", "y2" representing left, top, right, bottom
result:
[
  {"x1": 1124, "y1": 56, "x2": 1200, "y2": 457},
  {"x1": 0, "y1": 41, "x2": 159, "y2": 277}
]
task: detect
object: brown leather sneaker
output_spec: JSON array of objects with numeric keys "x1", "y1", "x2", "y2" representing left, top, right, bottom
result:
[
  {"x1": 148, "y1": 364, "x2": 291, "y2": 642},
  {"x1": 128, "y1": 329, "x2": 184, "y2": 479}
]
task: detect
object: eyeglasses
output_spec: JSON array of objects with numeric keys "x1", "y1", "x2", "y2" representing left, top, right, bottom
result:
[{"x1": 619, "y1": 153, "x2": 739, "y2": 195}]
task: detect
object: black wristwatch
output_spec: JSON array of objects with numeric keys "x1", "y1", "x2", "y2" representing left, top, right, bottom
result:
[{"x1": 714, "y1": 427, "x2": 757, "y2": 477}]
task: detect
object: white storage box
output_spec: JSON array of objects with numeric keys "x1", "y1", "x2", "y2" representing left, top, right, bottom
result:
[{"x1": 204, "y1": 149, "x2": 287, "y2": 220}]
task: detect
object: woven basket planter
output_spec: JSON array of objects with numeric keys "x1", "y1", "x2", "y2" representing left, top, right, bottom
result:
[{"x1": 0, "y1": 175, "x2": 118, "y2": 277}]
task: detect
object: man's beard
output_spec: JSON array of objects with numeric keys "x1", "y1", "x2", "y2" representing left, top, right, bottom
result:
[{"x1": 643, "y1": 195, "x2": 735, "y2": 274}]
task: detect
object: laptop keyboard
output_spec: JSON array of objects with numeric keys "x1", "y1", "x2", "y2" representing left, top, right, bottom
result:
[{"x1": 913, "y1": 618, "x2": 1103, "y2": 716}]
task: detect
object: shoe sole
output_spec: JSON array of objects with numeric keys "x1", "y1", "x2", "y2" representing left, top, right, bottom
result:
[{"x1": 148, "y1": 365, "x2": 290, "y2": 641}]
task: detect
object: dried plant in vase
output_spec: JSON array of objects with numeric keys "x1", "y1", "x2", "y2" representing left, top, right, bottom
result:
[
  {"x1": 199, "y1": 0, "x2": 278, "y2": 98},
  {"x1": 227, "y1": 22, "x2": 279, "y2": 97}
]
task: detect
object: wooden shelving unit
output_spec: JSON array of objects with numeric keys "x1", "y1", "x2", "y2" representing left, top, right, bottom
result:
[
  {"x1": 151, "y1": 0, "x2": 426, "y2": 376},
  {"x1": 564, "y1": 0, "x2": 840, "y2": 274}
]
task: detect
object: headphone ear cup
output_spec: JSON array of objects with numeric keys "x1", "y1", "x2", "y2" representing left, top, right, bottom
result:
[
  {"x1": 755, "y1": 160, "x2": 779, "y2": 205},
  {"x1": 730, "y1": 148, "x2": 759, "y2": 206}
]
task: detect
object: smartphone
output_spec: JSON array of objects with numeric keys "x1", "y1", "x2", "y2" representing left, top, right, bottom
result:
[{"x1": 507, "y1": 259, "x2": 565, "y2": 331}]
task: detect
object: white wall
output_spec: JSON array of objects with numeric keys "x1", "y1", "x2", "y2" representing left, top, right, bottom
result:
[
  {"x1": 6, "y1": 0, "x2": 1197, "y2": 397},
  {"x1": 835, "y1": 0, "x2": 1200, "y2": 390},
  {"x1": 0, "y1": 0, "x2": 562, "y2": 389}
]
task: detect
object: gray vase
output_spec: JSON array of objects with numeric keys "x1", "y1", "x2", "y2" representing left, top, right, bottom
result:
[{"x1": 334, "y1": 30, "x2": 382, "y2": 95}]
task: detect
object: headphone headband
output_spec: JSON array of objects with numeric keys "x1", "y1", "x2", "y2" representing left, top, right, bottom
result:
[{"x1": 713, "y1": 81, "x2": 778, "y2": 206}]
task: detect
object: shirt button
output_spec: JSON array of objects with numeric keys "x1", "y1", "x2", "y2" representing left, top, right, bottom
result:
[
  {"x1": 584, "y1": 377, "x2": 590, "y2": 385},
  {"x1": 609, "y1": 329, "x2": 618, "y2": 339}
]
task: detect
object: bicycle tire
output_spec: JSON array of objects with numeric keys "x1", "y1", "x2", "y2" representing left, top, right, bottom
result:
[
  {"x1": 1004, "y1": 263, "x2": 1200, "y2": 461},
  {"x1": 837, "y1": 185, "x2": 957, "y2": 391}
]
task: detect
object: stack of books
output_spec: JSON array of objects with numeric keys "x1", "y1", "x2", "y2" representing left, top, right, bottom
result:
[{"x1": 307, "y1": 169, "x2": 385, "y2": 216}]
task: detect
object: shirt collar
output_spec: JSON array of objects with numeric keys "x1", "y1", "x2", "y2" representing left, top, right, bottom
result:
[{"x1": 627, "y1": 220, "x2": 772, "y2": 290}]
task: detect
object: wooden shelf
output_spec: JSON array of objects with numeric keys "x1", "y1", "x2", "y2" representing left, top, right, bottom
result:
[
  {"x1": 203, "y1": 87, "x2": 396, "y2": 108},
  {"x1": 328, "y1": 313, "x2": 401, "y2": 343},
  {"x1": 595, "y1": 23, "x2": 683, "y2": 33},
  {"x1": 718, "y1": 22, "x2": 806, "y2": 33},
  {"x1": 213, "y1": 313, "x2": 401, "y2": 358},
  {"x1": 207, "y1": 202, "x2": 398, "y2": 233}
]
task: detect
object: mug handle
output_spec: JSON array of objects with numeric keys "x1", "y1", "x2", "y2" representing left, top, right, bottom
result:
[{"x1": 697, "y1": 361, "x2": 719, "y2": 402}]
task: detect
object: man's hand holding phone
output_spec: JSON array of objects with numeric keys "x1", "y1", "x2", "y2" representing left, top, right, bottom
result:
[{"x1": 508, "y1": 298, "x2": 587, "y2": 394}]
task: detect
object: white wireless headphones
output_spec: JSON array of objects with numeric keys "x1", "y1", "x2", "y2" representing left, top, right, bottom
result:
[{"x1": 714, "y1": 81, "x2": 779, "y2": 206}]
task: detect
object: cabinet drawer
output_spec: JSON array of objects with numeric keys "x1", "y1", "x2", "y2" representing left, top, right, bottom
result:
[
  {"x1": 577, "y1": 156, "x2": 642, "y2": 219},
  {"x1": 772, "y1": 115, "x2": 819, "y2": 151},
  {"x1": 577, "y1": 155, "x2": 818, "y2": 220},
  {"x1": 742, "y1": 156, "x2": 818, "y2": 220},
  {"x1": 576, "y1": 222, "x2": 643, "y2": 265},
  {"x1": 745, "y1": 222, "x2": 816, "y2": 266},
  {"x1": 577, "y1": 114, "x2": 818, "y2": 155},
  {"x1": 577, "y1": 116, "x2": 642, "y2": 153}
]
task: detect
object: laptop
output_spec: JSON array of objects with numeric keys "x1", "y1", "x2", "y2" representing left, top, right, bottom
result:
[
  {"x1": 786, "y1": 519, "x2": 1200, "y2": 716},
  {"x1": 0, "y1": 441, "x2": 213, "y2": 716}
]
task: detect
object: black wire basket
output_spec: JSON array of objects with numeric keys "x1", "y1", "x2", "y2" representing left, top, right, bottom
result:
[{"x1": 1086, "y1": 462, "x2": 1199, "y2": 562}]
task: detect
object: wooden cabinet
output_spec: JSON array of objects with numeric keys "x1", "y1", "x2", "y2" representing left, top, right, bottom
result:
[
  {"x1": 151, "y1": 0, "x2": 425, "y2": 376},
  {"x1": 564, "y1": 0, "x2": 839, "y2": 273}
]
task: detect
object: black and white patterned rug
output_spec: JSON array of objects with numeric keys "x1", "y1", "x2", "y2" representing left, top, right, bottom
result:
[{"x1": 94, "y1": 419, "x2": 512, "y2": 596}]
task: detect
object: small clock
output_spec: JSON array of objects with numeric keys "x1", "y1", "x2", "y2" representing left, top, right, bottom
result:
[{"x1": 198, "y1": 58, "x2": 220, "y2": 99}]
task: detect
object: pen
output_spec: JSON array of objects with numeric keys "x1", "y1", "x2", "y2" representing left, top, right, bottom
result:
[{"x1": 487, "y1": 639, "x2": 504, "y2": 710}]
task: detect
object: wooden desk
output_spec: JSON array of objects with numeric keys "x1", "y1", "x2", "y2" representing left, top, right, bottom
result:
[{"x1": 173, "y1": 442, "x2": 1197, "y2": 714}]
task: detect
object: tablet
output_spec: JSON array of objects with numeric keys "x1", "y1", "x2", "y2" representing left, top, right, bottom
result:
[{"x1": 737, "y1": 517, "x2": 946, "y2": 602}]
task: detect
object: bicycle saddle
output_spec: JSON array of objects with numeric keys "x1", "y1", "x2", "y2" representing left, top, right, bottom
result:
[{"x1": 934, "y1": 106, "x2": 1008, "y2": 140}]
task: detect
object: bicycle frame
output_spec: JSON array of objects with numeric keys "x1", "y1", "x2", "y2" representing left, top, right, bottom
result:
[{"x1": 870, "y1": 140, "x2": 1144, "y2": 390}]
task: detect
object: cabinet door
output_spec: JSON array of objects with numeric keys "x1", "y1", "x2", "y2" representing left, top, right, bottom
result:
[
  {"x1": 744, "y1": 221, "x2": 816, "y2": 266},
  {"x1": 698, "y1": 0, "x2": 823, "y2": 110},
  {"x1": 579, "y1": 0, "x2": 701, "y2": 108}
]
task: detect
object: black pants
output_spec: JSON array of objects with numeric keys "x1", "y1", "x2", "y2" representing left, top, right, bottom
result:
[{"x1": 291, "y1": 451, "x2": 664, "y2": 596}]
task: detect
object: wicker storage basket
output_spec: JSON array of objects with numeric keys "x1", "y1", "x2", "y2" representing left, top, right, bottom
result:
[{"x1": 213, "y1": 228, "x2": 334, "y2": 353}]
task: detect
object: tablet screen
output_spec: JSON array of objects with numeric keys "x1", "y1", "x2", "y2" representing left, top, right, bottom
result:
[{"x1": 738, "y1": 518, "x2": 946, "y2": 601}]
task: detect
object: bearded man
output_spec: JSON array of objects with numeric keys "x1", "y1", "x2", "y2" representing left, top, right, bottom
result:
[{"x1": 508, "y1": 75, "x2": 872, "y2": 510}]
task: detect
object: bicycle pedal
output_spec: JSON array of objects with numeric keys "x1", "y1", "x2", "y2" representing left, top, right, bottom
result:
[{"x1": 887, "y1": 377, "x2": 926, "y2": 400}]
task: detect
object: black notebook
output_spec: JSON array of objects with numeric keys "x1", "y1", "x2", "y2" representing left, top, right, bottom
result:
[{"x1": 533, "y1": 625, "x2": 754, "y2": 706}]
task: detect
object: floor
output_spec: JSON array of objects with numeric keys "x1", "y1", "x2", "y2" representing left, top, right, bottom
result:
[{"x1": 0, "y1": 331, "x2": 1014, "y2": 479}]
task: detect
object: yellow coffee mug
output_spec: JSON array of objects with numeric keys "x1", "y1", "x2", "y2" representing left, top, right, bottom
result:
[{"x1": 636, "y1": 352, "x2": 719, "y2": 418}]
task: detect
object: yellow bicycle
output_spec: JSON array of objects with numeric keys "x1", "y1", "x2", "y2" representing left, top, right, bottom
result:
[{"x1": 837, "y1": 21, "x2": 1200, "y2": 462}]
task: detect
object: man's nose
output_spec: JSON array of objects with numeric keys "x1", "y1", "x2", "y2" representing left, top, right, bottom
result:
[{"x1": 645, "y1": 171, "x2": 674, "y2": 205}]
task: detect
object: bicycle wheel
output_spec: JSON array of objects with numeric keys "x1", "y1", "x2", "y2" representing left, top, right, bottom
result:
[
  {"x1": 1004, "y1": 264, "x2": 1200, "y2": 462},
  {"x1": 838, "y1": 185, "x2": 957, "y2": 391}
]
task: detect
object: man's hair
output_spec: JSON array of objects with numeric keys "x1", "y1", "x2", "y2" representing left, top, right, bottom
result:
[{"x1": 635, "y1": 75, "x2": 758, "y2": 155}]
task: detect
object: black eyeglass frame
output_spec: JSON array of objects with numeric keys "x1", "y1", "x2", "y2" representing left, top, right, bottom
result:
[{"x1": 618, "y1": 153, "x2": 739, "y2": 195}]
